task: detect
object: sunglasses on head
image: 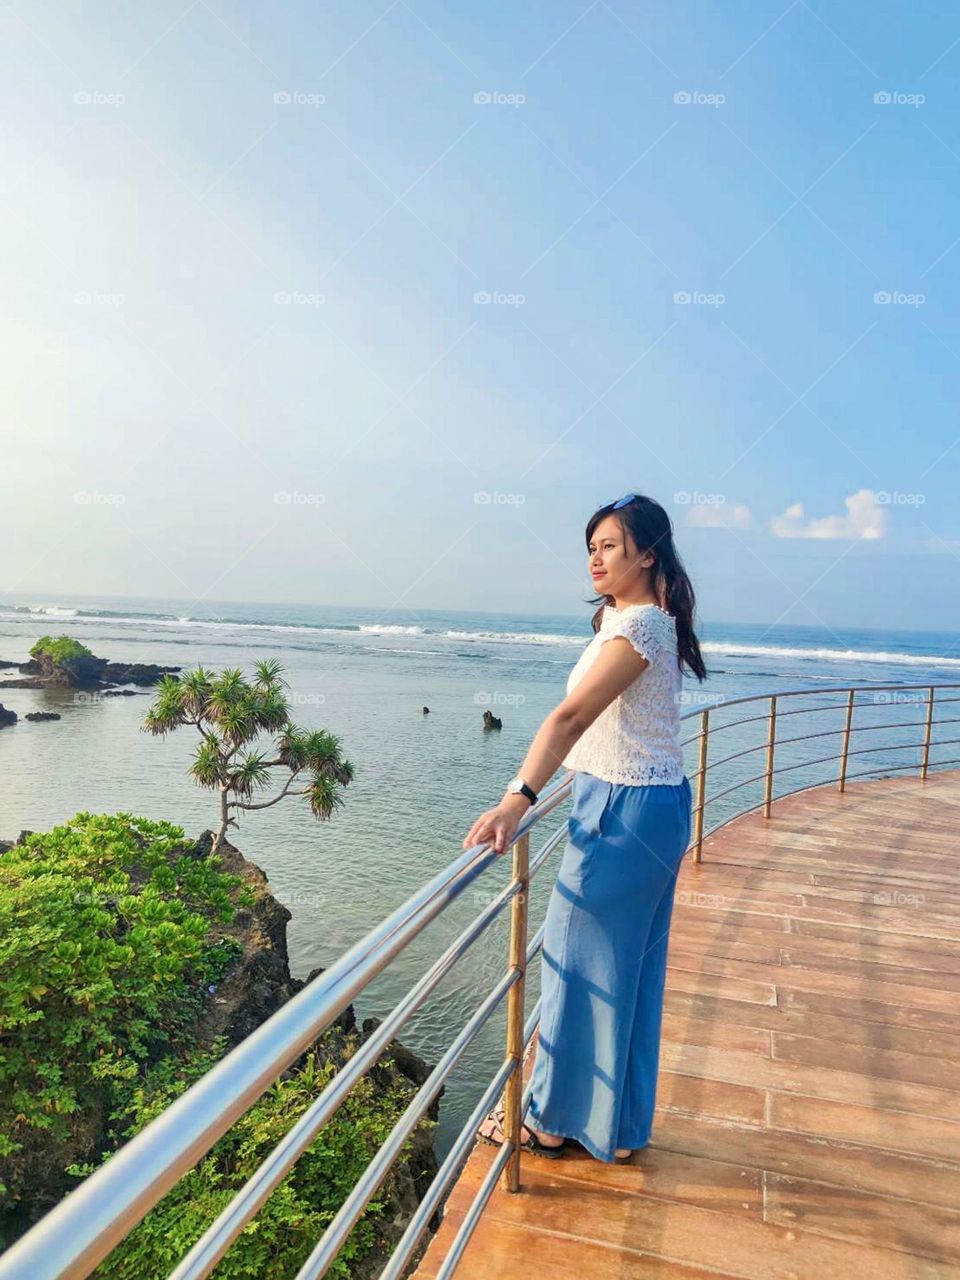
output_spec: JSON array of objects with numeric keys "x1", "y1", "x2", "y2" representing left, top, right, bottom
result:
[{"x1": 598, "y1": 493, "x2": 639, "y2": 511}]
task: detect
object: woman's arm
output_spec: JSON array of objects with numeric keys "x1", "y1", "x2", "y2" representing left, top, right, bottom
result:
[{"x1": 462, "y1": 635, "x2": 650, "y2": 852}]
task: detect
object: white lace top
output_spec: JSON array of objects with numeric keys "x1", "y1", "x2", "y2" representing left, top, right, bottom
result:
[{"x1": 561, "y1": 603, "x2": 685, "y2": 786}]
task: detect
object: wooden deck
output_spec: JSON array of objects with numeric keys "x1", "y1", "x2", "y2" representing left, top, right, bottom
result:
[{"x1": 413, "y1": 770, "x2": 960, "y2": 1279}]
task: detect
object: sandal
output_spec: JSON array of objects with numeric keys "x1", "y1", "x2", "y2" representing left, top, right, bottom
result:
[{"x1": 477, "y1": 1105, "x2": 567, "y2": 1159}]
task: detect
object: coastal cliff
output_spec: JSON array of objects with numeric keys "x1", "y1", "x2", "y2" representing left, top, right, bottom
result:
[{"x1": 0, "y1": 817, "x2": 440, "y2": 1278}]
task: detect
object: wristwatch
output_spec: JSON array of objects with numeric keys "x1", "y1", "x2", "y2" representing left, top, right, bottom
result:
[{"x1": 506, "y1": 775, "x2": 538, "y2": 806}]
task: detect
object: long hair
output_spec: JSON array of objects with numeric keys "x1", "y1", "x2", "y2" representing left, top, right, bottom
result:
[{"x1": 585, "y1": 494, "x2": 707, "y2": 682}]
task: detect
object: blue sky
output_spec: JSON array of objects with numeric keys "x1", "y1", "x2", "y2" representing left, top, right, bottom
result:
[{"x1": 1, "y1": 1, "x2": 959, "y2": 629}]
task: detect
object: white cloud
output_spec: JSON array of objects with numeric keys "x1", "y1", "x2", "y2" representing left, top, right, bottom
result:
[
  {"x1": 769, "y1": 489, "x2": 888, "y2": 539},
  {"x1": 686, "y1": 501, "x2": 752, "y2": 529}
]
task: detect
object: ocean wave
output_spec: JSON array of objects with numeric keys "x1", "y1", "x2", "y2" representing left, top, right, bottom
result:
[
  {"x1": 359, "y1": 624, "x2": 425, "y2": 636},
  {"x1": 24, "y1": 605, "x2": 80, "y2": 618},
  {"x1": 0, "y1": 605, "x2": 361, "y2": 636},
  {"x1": 440, "y1": 629, "x2": 587, "y2": 646},
  {"x1": 701, "y1": 640, "x2": 960, "y2": 668}
]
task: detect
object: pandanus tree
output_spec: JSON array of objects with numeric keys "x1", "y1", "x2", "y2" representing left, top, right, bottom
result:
[{"x1": 143, "y1": 659, "x2": 354, "y2": 853}]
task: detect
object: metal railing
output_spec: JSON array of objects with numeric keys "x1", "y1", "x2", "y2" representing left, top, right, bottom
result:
[
  {"x1": 2, "y1": 680, "x2": 958, "y2": 1280},
  {"x1": 684, "y1": 681, "x2": 960, "y2": 860}
]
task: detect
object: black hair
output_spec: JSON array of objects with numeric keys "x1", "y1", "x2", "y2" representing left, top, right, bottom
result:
[{"x1": 585, "y1": 493, "x2": 707, "y2": 682}]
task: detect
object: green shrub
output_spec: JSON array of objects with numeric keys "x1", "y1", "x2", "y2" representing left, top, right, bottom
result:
[
  {"x1": 83, "y1": 1038, "x2": 434, "y2": 1280},
  {"x1": 0, "y1": 814, "x2": 435, "y2": 1277},
  {"x1": 0, "y1": 813, "x2": 251, "y2": 1221},
  {"x1": 28, "y1": 635, "x2": 95, "y2": 665}
]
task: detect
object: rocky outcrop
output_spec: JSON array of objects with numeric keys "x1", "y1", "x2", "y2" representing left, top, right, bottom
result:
[
  {"x1": 1, "y1": 655, "x2": 180, "y2": 692},
  {"x1": 19, "y1": 652, "x2": 107, "y2": 687},
  {"x1": 0, "y1": 705, "x2": 16, "y2": 728},
  {"x1": 25, "y1": 712, "x2": 61, "y2": 722}
]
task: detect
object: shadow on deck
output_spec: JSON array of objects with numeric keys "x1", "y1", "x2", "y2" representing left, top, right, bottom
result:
[{"x1": 414, "y1": 769, "x2": 960, "y2": 1279}]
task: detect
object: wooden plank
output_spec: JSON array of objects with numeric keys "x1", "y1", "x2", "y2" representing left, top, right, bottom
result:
[
  {"x1": 660, "y1": 993, "x2": 960, "y2": 1059},
  {"x1": 769, "y1": 1091, "x2": 960, "y2": 1163},
  {"x1": 650, "y1": 1110, "x2": 960, "y2": 1208},
  {"x1": 764, "y1": 1172, "x2": 960, "y2": 1264}
]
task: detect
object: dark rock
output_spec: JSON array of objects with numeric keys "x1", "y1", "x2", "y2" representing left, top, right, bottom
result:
[
  {"x1": 422, "y1": 706, "x2": 430, "y2": 714},
  {"x1": 0, "y1": 659, "x2": 19, "y2": 669},
  {"x1": 482, "y1": 709, "x2": 502, "y2": 731},
  {"x1": 28, "y1": 652, "x2": 107, "y2": 688},
  {"x1": 0, "y1": 678, "x2": 46, "y2": 690},
  {"x1": 25, "y1": 712, "x2": 61, "y2": 722},
  {"x1": 100, "y1": 662, "x2": 181, "y2": 687},
  {"x1": 100, "y1": 689, "x2": 140, "y2": 697},
  {"x1": 0, "y1": 704, "x2": 17, "y2": 728},
  {"x1": 0, "y1": 832, "x2": 33, "y2": 854},
  {"x1": 361, "y1": 1016, "x2": 437, "y2": 1095}
]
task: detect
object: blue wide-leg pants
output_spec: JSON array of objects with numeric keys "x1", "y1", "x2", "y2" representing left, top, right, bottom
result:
[{"x1": 527, "y1": 769, "x2": 693, "y2": 1163}]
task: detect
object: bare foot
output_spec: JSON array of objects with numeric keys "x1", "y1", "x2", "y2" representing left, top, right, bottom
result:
[{"x1": 615, "y1": 1147, "x2": 632, "y2": 1159}]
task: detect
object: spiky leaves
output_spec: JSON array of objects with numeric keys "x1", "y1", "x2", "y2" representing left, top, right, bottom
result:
[{"x1": 142, "y1": 661, "x2": 352, "y2": 850}]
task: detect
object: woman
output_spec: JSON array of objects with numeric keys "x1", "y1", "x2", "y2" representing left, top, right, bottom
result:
[{"x1": 464, "y1": 492, "x2": 707, "y2": 1164}]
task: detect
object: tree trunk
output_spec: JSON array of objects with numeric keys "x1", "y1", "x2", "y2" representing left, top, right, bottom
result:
[{"x1": 212, "y1": 783, "x2": 230, "y2": 854}]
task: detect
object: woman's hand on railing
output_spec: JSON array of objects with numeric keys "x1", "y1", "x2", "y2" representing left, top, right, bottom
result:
[{"x1": 462, "y1": 794, "x2": 530, "y2": 854}]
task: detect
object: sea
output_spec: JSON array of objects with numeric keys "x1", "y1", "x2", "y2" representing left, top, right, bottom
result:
[{"x1": 1, "y1": 591, "x2": 959, "y2": 1160}]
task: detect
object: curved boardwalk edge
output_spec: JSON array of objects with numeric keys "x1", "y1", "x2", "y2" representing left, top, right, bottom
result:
[{"x1": 413, "y1": 769, "x2": 960, "y2": 1280}]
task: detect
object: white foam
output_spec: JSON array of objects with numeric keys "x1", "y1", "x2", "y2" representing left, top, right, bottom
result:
[{"x1": 702, "y1": 640, "x2": 960, "y2": 669}]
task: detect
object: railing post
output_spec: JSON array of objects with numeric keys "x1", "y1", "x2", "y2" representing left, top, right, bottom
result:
[
  {"x1": 763, "y1": 695, "x2": 777, "y2": 818},
  {"x1": 501, "y1": 831, "x2": 529, "y2": 1193},
  {"x1": 838, "y1": 688, "x2": 855, "y2": 792},
  {"x1": 693, "y1": 706, "x2": 709, "y2": 863},
  {"x1": 921, "y1": 686, "x2": 935, "y2": 780}
]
